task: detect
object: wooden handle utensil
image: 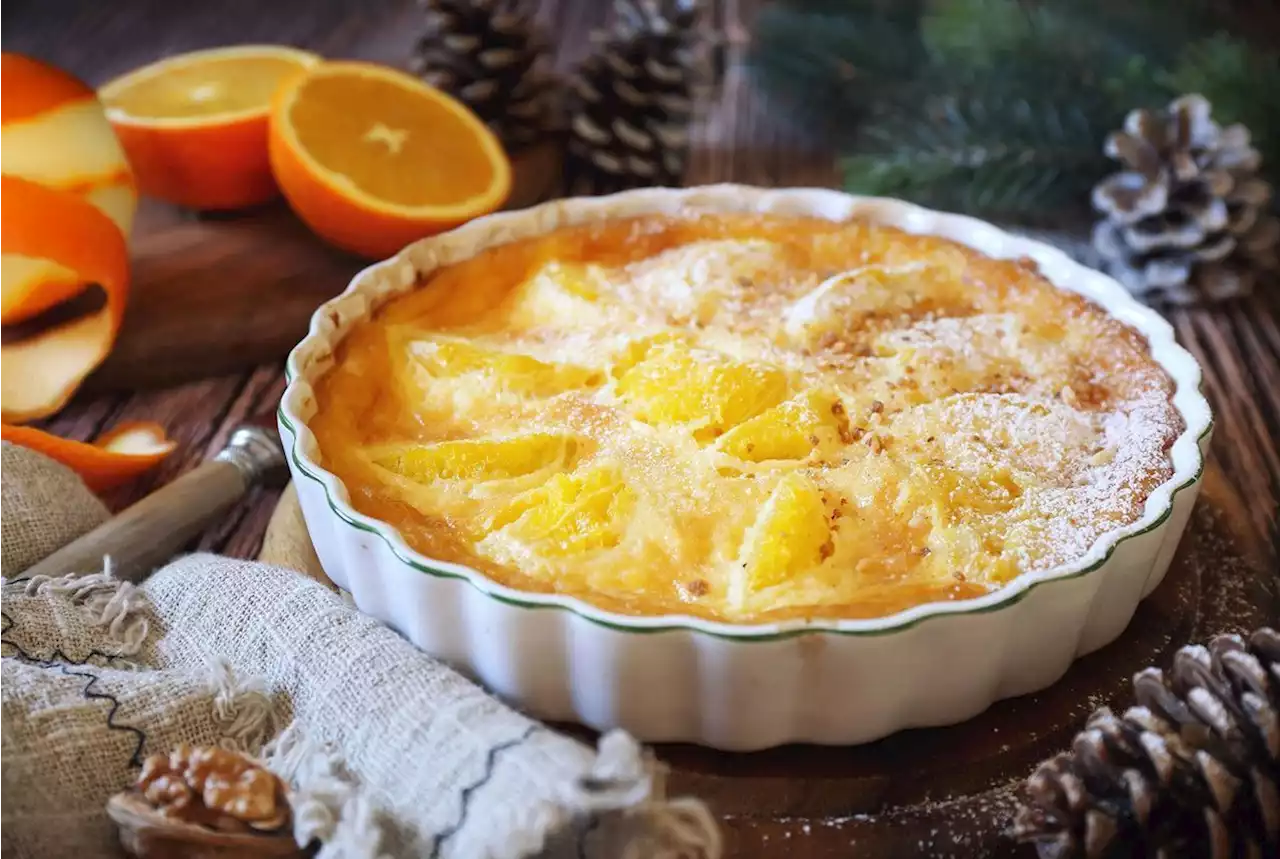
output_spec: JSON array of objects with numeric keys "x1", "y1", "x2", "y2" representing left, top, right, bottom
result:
[{"x1": 21, "y1": 425, "x2": 287, "y2": 582}]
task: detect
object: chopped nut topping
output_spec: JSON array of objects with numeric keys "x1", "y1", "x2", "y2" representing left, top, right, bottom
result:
[
  {"x1": 686, "y1": 578, "x2": 709, "y2": 597},
  {"x1": 818, "y1": 539, "x2": 835, "y2": 561},
  {"x1": 870, "y1": 400, "x2": 884, "y2": 414}
]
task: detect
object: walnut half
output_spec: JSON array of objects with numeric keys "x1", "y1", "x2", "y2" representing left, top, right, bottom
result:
[{"x1": 138, "y1": 745, "x2": 290, "y2": 833}]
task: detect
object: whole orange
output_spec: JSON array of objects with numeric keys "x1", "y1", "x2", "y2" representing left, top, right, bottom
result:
[{"x1": 99, "y1": 45, "x2": 320, "y2": 210}]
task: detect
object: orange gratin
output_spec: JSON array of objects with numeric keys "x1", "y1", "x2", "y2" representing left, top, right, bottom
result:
[{"x1": 309, "y1": 214, "x2": 1182, "y2": 623}]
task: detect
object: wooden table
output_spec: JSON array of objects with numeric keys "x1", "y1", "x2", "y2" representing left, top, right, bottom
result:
[{"x1": 7, "y1": 2, "x2": 1280, "y2": 856}]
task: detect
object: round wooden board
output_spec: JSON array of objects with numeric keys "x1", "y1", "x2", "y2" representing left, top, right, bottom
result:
[{"x1": 562, "y1": 467, "x2": 1279, "y2": 857}]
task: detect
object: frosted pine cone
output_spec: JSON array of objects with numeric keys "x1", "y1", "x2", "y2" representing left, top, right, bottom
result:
[
  {"x1": 1092, "y1": 94, "x2": 1279, "y2": 305},
  {"x1": 1015, "y1": 627, "x2": 1280, "y2": 858}
]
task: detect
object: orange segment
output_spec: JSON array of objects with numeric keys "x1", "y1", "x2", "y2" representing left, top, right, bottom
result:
[
  {"x1": 269, "y1": 61, "x2": 512, "y2": 259},
  {"x1": 1, "y1": 176, "x2": 130, "y2": 423},
  {"x1": 99, "y1": 45, "x2": 320, "y2": 210},
  {"x1": 1, "y1": 421, "x2": 175, "y2": 492}
]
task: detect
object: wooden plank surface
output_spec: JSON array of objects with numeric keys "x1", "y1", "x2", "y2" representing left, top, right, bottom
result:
[{"x1": 5, "y1": 1, "x2": 1280, "y2": 856}]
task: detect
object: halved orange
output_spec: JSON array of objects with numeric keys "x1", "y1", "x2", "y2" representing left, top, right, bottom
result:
[
  {"x1": 268, "y1": 61, "x2": 512, "y2": 259},
  {"x1": 99, "y1": 45, "x2": 320, "y2": 210}
]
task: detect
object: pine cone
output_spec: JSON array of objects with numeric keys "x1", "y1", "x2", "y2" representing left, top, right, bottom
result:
[
  {"x1": 564, "y1": 0, "x2": 712, "y2": 195},
  {"x1": 1091, "y1": 94, "x2": 1280, "y2": 305},
  {"x1": 409, "y1": 0, "x2": 558, "y2": 150},
  {"x1": 1015, "y1": 627, "x2": 1280, "y2": 859}
]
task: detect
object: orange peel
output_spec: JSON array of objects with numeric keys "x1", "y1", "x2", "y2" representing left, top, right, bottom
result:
[
  {"x1": 1, "y1": 175, "x2": 131, "y2": 423},
  {"x1": 1, "y1": 421, "x2": 176, "y2": 492},
  {"x1": 1, "y1": 53, "x2": 138, "y2": 237}
]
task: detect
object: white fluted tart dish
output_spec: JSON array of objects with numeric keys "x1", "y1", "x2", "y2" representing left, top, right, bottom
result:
[{"x1": 280, "y1": 185, "x2": 1211, "y2": 750}]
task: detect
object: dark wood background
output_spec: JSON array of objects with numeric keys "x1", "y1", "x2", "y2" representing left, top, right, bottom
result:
[{"x1": 5, "y1": 2, "x2": 1280, "y2": 856}]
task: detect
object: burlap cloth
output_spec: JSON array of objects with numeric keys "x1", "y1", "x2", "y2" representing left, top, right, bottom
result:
[{"x1": 1, "y1": 442, "x2": 720, "y2": 859}]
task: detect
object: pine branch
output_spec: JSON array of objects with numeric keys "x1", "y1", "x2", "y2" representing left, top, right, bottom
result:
[
  {"x1": 752, "y1": 0, "x2": 1280, "y2": 222},
  {"x1": 843, "y1": 81, "x2": 1114, "y2": 222},
  {"x1": 920, "y1": 0, "x2": 1177, "y2": 112},
  {"x1": 1060, "y1": 0, "x2": 1222, "y2": 62},
  {"x1": 747, "y1": 0, "x2": 926, "y2": 142},
  {"x1": 921, "y1": 0, "x2": 1047, "y2": 67},
  {"x1": 1162, "y1": 34, "x2": 1280, "y2": 191}
]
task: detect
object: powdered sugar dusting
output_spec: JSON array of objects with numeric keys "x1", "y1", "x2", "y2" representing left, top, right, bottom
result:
[{"x1": 1010, "y1": 393, "x2": 1178, "y2": 571}]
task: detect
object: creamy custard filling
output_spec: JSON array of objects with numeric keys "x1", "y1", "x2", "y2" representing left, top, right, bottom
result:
[{"x1": 310, "y1": 214, "x2": 1182, "y2": 623}]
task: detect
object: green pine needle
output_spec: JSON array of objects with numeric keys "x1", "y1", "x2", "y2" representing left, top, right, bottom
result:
[
  {"x1": 748, "y1": 0, "x2": 926, "y2": 141},
  {"x1": 1162, "y1": 34, "x2": 1280, "y2": 182},
  {"x1": 920, "y1": 0, "x2": 1044, "y2": 67},
  {"x1": 843, "y1": 83, "x2": 1113, "y2": 221},
  {"x1": 749, "y1": 0, "x2": 1279, "y2": 223}
]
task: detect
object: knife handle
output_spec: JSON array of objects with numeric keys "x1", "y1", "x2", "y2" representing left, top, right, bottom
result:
[{"x1": 21, "y1": 426, "x2": 286, "y2": 582}]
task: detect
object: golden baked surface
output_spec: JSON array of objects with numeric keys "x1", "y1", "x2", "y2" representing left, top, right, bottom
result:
[{"x1": 310, "y1": 214, "x2": 1181, "y2": 623}]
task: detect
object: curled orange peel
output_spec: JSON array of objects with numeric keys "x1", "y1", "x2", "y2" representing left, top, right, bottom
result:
[
  {"x1": 0, "y1": 421, "x2": 176, "y2": 492},
  {"x1": 1, "y1": 175, "x2": 130, "y2": 423},
  {"x1": 0, "y1": 53, "x2": 97, "y2": 124}
]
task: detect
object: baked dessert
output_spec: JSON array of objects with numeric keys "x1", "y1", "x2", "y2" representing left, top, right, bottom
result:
[{"x1": 310, "y1": 213, "x2": 1183, "y2": 624}]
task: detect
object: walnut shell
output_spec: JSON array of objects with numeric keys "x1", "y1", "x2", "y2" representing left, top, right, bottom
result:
[
  {"x1": 138, "y1": 745, "x2": 291, "y2": 831},
  {"x1": 107, "y1": 791, "x2": 306, "y2": 859}
]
